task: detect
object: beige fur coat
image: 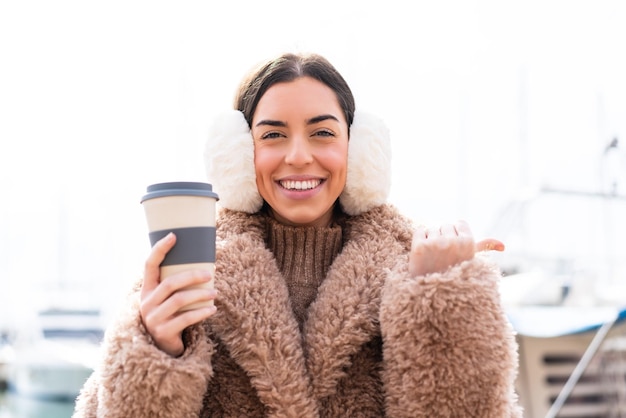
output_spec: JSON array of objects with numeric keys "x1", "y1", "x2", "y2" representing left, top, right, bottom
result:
[{"x1": 73, "y1": 205, "x2": 522, "y2": 417}]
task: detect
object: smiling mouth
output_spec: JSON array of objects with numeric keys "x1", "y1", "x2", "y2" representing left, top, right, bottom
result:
[{"x1": 279, "y1": 179, "x2": 323, "y2": 190}]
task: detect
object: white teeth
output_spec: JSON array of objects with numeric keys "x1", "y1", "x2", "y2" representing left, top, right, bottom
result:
[{"x1": 280, "y1": 179, "x2": 322, "y2": 190}]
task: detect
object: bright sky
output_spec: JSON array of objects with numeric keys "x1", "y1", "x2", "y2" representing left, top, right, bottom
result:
[{"x1": 1, "y1": 0, "x2": 626, "y2": 318}]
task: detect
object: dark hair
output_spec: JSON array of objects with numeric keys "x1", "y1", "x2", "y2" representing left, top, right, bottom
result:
[{"x1": 234, "y1": 53, "x2": 355, "y2": 128}]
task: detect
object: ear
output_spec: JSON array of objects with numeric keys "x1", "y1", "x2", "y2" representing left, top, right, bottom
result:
[
  {"x1": 339, "y1": 111, "x2": 392, "y2": 215},
  {"x1": 204, "y1": 110, "x2": 263, "y2": 213}
]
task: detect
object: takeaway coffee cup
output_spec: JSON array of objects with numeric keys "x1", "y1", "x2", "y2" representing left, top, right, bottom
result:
[{"x1": 141, "y1": 182, "x2": 219, "y2": 311}]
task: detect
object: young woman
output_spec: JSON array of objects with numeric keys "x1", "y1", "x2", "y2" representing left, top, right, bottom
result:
[{"x1": 73, "y1": 53, "x2": 522, "y2": 417}]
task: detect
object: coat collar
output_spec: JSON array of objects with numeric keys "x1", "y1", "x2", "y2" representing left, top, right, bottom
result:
[{"x1": 207, "y1": 206, "x2": 410, "y2": 416}]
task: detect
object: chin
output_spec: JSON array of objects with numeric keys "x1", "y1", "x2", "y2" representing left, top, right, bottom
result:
[{"x1": 273, "y1": 208, "x2": 333, "y2": 228}]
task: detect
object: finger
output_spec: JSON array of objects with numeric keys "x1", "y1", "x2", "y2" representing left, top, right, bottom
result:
[
  {"x1": 454, "y1": 220, "x2": 473, "y2": 238},
  {"x1": 143, "y1": 269, "x2": 213, "y2": 314},
  {"x1": 142, "y1": 232, "x2": 176, "y2": 296},
  {"x1": 150, "y1": 305, "x2": 217, "y2": 348},
  {"x1": 167, "y1": 286, "x2": 218, "y2": 314},
  {"x1": 476, "y1": 238, "x2": 505, "y2": 252},
  {"x1": 440, "y1": 223, "x2": 457, "y2": 237},
  {"x1": 147, "y1": 285, "x2": 217, "y2": 326},
  {"x1": 141, "y1": 283, "x2": 217, "y2": 329},
  {"x1": 411, "y1": 225, "x2": 427, "y2": 250},
  {"x1": 425, "y1": 226, "x2": 440, "y2": 238},
  {"x1": 414, "y1": 225, "x2": 427, "y2": 239},
  {"x1": 171, "y1": 305, "x2": 217, "y2": 330}
]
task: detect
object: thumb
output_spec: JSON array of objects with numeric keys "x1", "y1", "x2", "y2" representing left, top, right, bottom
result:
[
  {"x1": 476, "y1": 238, "x2": 505, "y2": 252},
  {"x1": 142, "y1": 232, "x2": 176, "y2": 294}
]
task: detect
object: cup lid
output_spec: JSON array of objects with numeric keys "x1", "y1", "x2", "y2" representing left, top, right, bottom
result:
[{"x1": 141, "y1": 181, "x2": 219, "y2": 202}]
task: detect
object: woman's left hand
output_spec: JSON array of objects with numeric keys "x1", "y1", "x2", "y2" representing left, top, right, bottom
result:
[{"x1": 408, "y1": 220, "x2": 504, "y2": 278}]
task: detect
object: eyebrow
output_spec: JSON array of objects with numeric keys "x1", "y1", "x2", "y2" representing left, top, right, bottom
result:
[
  {"x1": 254, "y1": 114, "x2": 340, "y2": 128},
  {"x1": 307, "y1": 114, "x2": 340, "y2": 125}
]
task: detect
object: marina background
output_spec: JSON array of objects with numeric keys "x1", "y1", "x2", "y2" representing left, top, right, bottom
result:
[{"x1": 1, "y1": 1, "x2": 626, "y2": 416}]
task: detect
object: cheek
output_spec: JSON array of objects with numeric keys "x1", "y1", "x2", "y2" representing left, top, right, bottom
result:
[
  {"x1": 328, "y1": 145, "x2": 349, "y2": 178},
  {"x1": 316, "y1": 146, "x2": 348, "y2": 195},
  {"x1": 253, "y1": 147, "x2": 274, "y2": 180},
  {"x1": 254, "y1": 147, "x2": 268, "y2": 178},
  {"x1": 254, "y1": 151, "x2": 271, "y2": 200}
]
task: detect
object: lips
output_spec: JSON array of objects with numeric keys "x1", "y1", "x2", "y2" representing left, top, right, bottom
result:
[{"x1": 278, "y1": 179, "x2": 323, "y2": 190}]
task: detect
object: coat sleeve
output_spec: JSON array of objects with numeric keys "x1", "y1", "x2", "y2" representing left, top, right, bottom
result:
[
  {"x1": 379, "y1": 255, "x2": 523, "y2": 418},
  {"x1": 72, "y1": 289, "x2": 214, "y2": 418}
]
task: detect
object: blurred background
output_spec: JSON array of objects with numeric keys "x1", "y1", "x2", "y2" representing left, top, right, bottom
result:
[{"x1": 1, "y1": 1, "x2": 625, "y2": 417}]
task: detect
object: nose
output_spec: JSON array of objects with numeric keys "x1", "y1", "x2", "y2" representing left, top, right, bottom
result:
[{"x1": 284, "y1": 135, "x2": 313, "y2": 166}]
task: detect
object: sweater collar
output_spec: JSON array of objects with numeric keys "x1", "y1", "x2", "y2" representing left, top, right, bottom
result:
[
  {"x1": 208, "y1": 206, "x2": 408, "y2": 415},
  {"x1": 266, "y1": 216, "x2": 343, "y2": 327}
]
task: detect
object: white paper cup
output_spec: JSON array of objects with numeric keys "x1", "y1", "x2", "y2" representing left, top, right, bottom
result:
[{"x1": 141, "y1": 182, "x2": 219, "y2": 311}]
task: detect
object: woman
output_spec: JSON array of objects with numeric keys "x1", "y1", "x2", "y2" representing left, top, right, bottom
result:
[{"x1": 73, "y1": 53, "x2": 522, "y2": 417}]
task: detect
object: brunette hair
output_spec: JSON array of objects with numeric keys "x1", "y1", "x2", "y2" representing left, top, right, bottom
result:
[{"x1": 234, "y1": 53, "x2": 355, "y2": 128}]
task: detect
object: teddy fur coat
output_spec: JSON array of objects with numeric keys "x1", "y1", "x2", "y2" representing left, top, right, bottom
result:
[{"x1": 73, "y1": 204, "x2": 522, "y2": 418}]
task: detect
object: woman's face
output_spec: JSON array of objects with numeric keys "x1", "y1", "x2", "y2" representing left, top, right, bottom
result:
[{"x1": 251, "y1": 76, "x2": 349, "y2": 227}]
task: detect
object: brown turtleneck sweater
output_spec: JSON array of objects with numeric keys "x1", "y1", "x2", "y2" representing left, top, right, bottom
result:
[{"x1": 266, "y1": 218, "x2": 343, "y2": 327}]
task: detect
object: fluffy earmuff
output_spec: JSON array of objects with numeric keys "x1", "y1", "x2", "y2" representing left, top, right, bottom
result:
[
  {"x1": 204, "y1": 111, "x2": 263, "y2": 213},
  {"x1": 204, "y1": 110, "x2": 391, "y2": 216},
  {"x1": 339, "y1": 111, "x2": 392, "y2": 215}
]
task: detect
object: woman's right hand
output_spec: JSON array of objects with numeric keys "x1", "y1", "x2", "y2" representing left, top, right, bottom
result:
[{"x1": 140, "y1": 232, "x2": 218, "y2": 357}]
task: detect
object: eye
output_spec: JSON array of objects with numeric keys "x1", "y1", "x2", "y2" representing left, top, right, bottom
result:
[
  {"x1": 260, "y1": 131, "x2": 283, "y2": 140},
  {"x1": 313, "y1": 129, "x2": 335, "y2": 138}
]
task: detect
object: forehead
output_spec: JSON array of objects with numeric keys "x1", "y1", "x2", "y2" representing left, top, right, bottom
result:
[{"x1": 252, "y1": 77, "x2": 345, "y2": 124}]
